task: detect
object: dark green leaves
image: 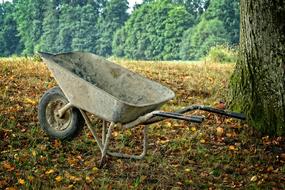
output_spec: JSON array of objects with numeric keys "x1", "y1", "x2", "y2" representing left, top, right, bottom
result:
[{"x1": 112, "y1": 1, "x2": 194, "y2": 60}]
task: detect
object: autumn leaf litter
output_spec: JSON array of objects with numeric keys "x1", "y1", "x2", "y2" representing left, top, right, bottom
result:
[{"x1": 0, "y1": 58, "x2": 284, "y2": 189}]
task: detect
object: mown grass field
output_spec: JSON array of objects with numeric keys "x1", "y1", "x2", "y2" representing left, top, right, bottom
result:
[{"x1": 0, "y1": 57, "x2": 284, "y2": 189}]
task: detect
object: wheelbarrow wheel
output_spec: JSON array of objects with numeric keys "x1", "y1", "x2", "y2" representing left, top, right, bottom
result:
[{"x1": 38, "y1": 86, "x2": 84, "y2": 140}]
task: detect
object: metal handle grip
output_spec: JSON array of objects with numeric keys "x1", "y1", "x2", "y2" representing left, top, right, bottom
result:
[{"x1": 153, "y1": 112, "x2": 203, "y2": 123}]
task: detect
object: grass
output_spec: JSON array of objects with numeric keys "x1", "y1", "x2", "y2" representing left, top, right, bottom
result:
[{"x1": 0, "y1": 57, "x2": 284, "y2": 189}]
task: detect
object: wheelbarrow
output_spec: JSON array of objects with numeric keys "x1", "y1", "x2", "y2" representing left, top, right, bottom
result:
[{"x1": 38, "y1": 52, "x2": 245, "y2": 166}]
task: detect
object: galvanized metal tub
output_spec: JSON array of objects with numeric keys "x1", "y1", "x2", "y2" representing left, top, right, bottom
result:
[{"x1": 39, "y1": 52, "x2": 175, "y2": 124}]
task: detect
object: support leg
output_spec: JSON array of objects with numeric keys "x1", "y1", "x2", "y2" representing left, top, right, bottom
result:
[
  {"x1": 79, "y1": 109, "x2": 103, "y2": 151},
  {"x1": 99, "y1": 122, "x2": 114, "y2": 167},
  {"x1": 102, "y1": 120, "x2": 107, "y2": 144},
  {"x1": 79, "y1": 109, "x2": 149, "y2": 164},
  {"x1": 107, "y1": 126, "x2": 148, "y2": 159}
]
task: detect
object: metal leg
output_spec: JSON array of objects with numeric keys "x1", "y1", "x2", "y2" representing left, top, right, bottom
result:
[
  {"x1": 102, "y1": 120, "x2": 107, "y2": 144},
  {"x1": 99, "y1": 122, "x2": 114, "y2": 167},
  {"x1": 107, "y1": 126, "x2": 148, "y2": 160},
  {"x1": 79, "y1": 109, "x2": 149, "y2": 164},
  {"x1": 79, "y1": 110, "x2": 103, "y2": 151}
]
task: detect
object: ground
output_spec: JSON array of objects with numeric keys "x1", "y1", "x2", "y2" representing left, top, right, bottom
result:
[{"x1": 0, "y1": 57, "x2": 284, "y2": 189}]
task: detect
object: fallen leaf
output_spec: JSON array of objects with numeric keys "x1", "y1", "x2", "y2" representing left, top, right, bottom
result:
[
  {"x1": 112, "y1": 131, "x2": 119, "y2": 137},
  {"x1": 228, "y1": 145, "x2": 236, "y2": 151},
  {"x1": 27, "y1": 176, "x2": 34, "y2": 181},
  {"x1": 92, "y1": 167, "x2": 99, "y2": 172},
  {"x1": 165, "y1": 121, "x2": 172, "y2": 128},
  {"x1": 191, "y1": 127, "x2": 197, "y2": 132},
  {"x1": 140, "y1": 175, "x2": 147, "y2": 182},
  {"x1": 85, "y1": 176, "x2": 92, "y2": 183},
  {"x1": 216, "y1": 127, "x2": 224, "y2": 136},
  {"x1": 38, "y1": 144, "x2": 47, "y2": 151},
  {"x1": 32, "y1": 150, "x2": 37, "y2": 157},
  {"x1": 24, "y1": 98, "x2": 37, "y2": 105},
  {"x1": 215, "y1": 102, "x2": 225, "y2": 110},
  {"x1": 67, "y1": 156, "x2": 78, "y2": 166},
  {"x1": 267, "y1": 166, "x2": 274, "y2": 172},
  {"x1": 158, "y1": 139, "x2": 170, "y2": 144},
  {"x1": 18, "y1": 178, "x2": 25, "y2": 185},
  {"x1": 280, "y1": 153, "x2": 285, "y2": 161},
  {"x1": 2, "y1": 161, "x2": 15, "y2": 171},
  {"x1": 5, "y1": 187, "x2": 17, "y2": 190},
  {"x1": 250, "y1": 175, "x2": 257, "y2": 182},
  {"x1": 0, "y1": 180, "x2": 7, "y2": 188},
  {"x1": 200, "y1": 139, "x2": 206, "y2": 143},
  {"x1": 184, "y1": 168, "x2": 191, "y2": 173},
  {"x1": 53, "y1": 140, "x2": 61, "y2": 148},
  {"x1": 65, "y1": 172, "x2": 81, "y2": 182},
  {"x1": 55, "y1": 176, "x2": 62, "y2": 182},
  {"x1": 226, "y1": 133, "x2": 233, "y2": 138},
  {"x1": 45, "y1": 169, "x2": 55, "y2": 175}
]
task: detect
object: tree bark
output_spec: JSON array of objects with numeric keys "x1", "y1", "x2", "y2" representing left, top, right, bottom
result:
[{"x1": 230, "y1": 0, "x2": 285, "y2": 135}]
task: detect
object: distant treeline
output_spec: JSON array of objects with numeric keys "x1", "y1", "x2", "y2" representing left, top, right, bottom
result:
[{"x1": 0, "y1": 0, "x2": 239, "y2": 60}]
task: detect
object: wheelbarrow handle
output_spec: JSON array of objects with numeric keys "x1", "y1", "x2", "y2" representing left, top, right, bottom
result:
[
  {"x1": 153, "y1": 112, "x2": 204, "y2": 123},
  {"x1": 143, "y1": 105, "x2": 246, "y2": 125},
  {"x1": 178, "y1": 105, "x2": 246, "y2": 120}
]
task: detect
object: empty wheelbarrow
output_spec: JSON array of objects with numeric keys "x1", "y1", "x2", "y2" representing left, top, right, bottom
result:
[{"x1": 38, "y1": 52, "x2": 245, "y2": 165}]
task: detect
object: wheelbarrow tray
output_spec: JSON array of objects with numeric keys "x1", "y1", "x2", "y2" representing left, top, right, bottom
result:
[{"x1": 39, "y1": 52, "x2": 175, "y2": 124}]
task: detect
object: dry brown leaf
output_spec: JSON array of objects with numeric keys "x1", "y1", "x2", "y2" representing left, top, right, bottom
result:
[
  {"x1": 2, "y1": 161, "x2": 15, "y2": 172},
  {"x1": 55, "y1": 176, "x2": 62, "y2": 182},
  {"x1": 18, "y1": 178, "x2": 25, "y2": 185},
  {"x1": 250, "y1": 176, "x2": 257, "y2": 182},
  {"x1": 228, "y1": 145, "x2": 236, "y2": 151},
  {"x1": 24, "y1": 98, "x2": 37, "y2": 105},
  {"x1": 45, "y1": 169, "x2": 55, "y2": 175},
  {"x1": 216, "y1": 127, "x2": 224, "y2": 136},
  {"x1": 280, "y1": 153, "x2": 285, "y2": 161}
]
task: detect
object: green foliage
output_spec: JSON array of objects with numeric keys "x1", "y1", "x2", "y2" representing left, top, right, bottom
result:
[
  {"x1": 56, "y1": 4, "x2": 76, "y2": 52},
  {"x1": 0, "y1": 2, "x2": 23, "y2": 57},
  {"x1": 37, "y1": 0, "x2": 60, "y2": 53},
  {"x1": 96, "y1": 0, "x2": 129, "y2": 56},
  {"x1": 202, "y1": 0, "x2": 240, "y2": 45},
  {"x1": 71, "y1": 5, "x2": 98, "y2": 53},
  {"x1": 171, "y1": 0, "x2": 210, "y2": 20},
  {"x1": 206, "y1": 45, "x2": 237, "y2": 63},
  {"x1": 113, "y1": 0, "x2": 194, "y2": 60},
  {"x1": 13, "y1": 0, "x2": 46, "y2": 55},
  {"x1": 39, "y1": 2, "x2": 101, "y2": 54},
  {"x1": 180, "y1": 19, "x2": 229, "y2": 60},
  {"x1": 179, "y1": 0, "x2": 239, "y2": 60},
  {"x1": 0, "y1": 0, "x2": 239, "y2": 60}
]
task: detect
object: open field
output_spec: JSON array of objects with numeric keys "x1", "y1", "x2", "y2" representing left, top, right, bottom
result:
[{"x1": 0, "y1": 58, "x2": 284, "y2": 189}]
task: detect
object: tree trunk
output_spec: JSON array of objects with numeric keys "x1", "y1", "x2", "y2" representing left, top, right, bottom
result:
[{"x1": 230, "y1": 0, "x2": 285, "y2": 135}]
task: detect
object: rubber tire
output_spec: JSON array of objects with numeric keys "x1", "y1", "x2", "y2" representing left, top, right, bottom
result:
[{"x1": 38, "y1": 86, "x2": 83, "y2": 140}]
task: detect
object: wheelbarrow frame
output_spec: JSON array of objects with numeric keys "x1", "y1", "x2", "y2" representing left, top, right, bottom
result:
[{"x1": 39, "y1": 52, "x2": 245, "y2": 166}]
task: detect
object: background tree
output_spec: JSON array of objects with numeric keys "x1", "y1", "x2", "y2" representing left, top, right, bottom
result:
[
  {"x1": 230, "y1": 0, "x2": 285, "y2": 135},
  {"x1": 14, "y1": 0, "x2": 45, "y2": 55},
  {"x1": 202, "y1": 0, "x2": 240, "y2": 45},
  {"x1": 179, "y1": 0, "x2": 239, "y2": 60},
  {"x1": 0, "y1": 0, "x2": 240, "y2": 59},
  {"x1": 113, "y1": 0, "x2": 194, "y2": 60},
  {"x1": 180, "y1": 18, "x2": 229, "y2": 60},
  {"x1": 172, "y1": 0, "x2": 210, "y2": 20},
  {"x1": 0, "y1": 2, "x2": 23, "y2": 56},
  {"x1": 96, "y1": 0, "x2": 129, "y2": 56},
  {"x1": 38, "y1": 0, "x2": 60, "y2": 53},
  {"x1": 71, "y1": 4, "x2": 98, "y2": 53}
]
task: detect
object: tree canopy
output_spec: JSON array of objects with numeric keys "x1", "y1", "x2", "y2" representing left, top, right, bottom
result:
[{"x1": 0, "y1": 0, "x2": 240, "y2": 60}]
